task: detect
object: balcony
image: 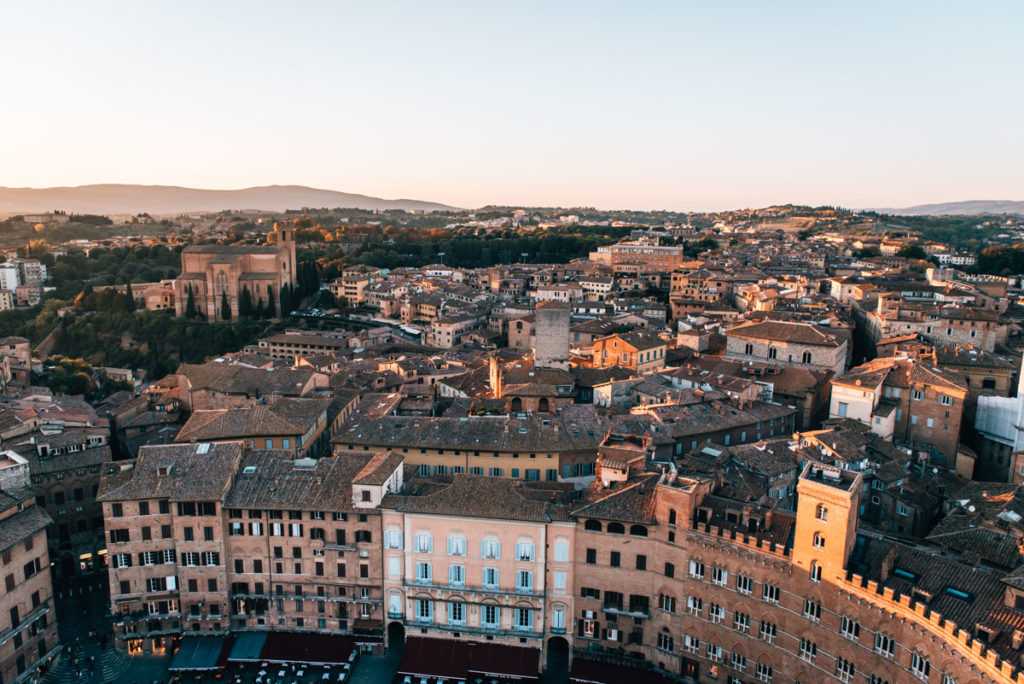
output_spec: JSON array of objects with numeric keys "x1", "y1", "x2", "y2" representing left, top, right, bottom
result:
[
  {"x1": 602, "y1": 605, "x2": 649, "y2": 620},
  {"x1": 400, "y1": 580, "x2": 543, "y2": 599}
]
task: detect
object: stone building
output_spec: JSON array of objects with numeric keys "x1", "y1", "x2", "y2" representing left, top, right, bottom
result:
[
  {"x1": 173, "y1": 222, "x2": 296, "y2": 321},
  {"x1": 98, "y1": 442, "x2": 401, "y2": 654},
  {"x1": 725, "y1": 320, "x2": 849, "y2": 375},
  {"x1": 829, "y1": 355, "x2": 968, "y2": 466}
]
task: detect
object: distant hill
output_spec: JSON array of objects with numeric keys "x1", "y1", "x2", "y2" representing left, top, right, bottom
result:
[
  {"x1": 0, "y1": 184, "x2": 457, "y2": 217},
  {"x1": 874, "y1": 200, "x2": 1024, "y2": 216}
]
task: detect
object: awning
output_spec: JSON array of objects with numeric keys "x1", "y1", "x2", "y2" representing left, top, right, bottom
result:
[
  {"x1": 570, "y1": 658, "x2": 678, "y2": 684},
  {"x1": 169, "y1": 636, "x2": 225, "y2": 671},
  {"x1": 397, "y1": 637, "x2": 470, "y2": 679},
  {"x1": 398, "y1": 638, "x2": 540, "y2": 681},
  {"x1": 468, "y1": 643, "x2": 540, "y2": 680},
  {"x1": 228, "y1": 632, "x2": 268, "y2": 662},
  {"x1": 260, "y1": 632, "x2": 356, "y2": 665}
]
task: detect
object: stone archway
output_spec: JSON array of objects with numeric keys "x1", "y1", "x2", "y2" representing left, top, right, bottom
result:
[
  {"x1": 544, "y1": 636, "x2": 569, "y2": 683},
  {"x1": 387, "y1": 621, "x2": 406, "y2": 653}
]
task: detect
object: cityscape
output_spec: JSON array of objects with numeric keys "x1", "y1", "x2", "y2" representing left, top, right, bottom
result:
[{"x1": 2, "y1": 4, "x2": 1024, "y2": 684}]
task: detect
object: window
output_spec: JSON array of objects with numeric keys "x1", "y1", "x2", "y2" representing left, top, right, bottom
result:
[
  {"x1": 709, "y1": 602, "x2": 724, "y2": 623},
  {"x1": 711, "y1": 566, "x2": 728, "y2": 585},
  {"x1": 482, "y1": 604, "x2": 499, "y2": 628},
  {"x1": 480, "y1": 538, "x2": 500, "y2": 559},
  {"x1": 897, "y1": 503, "x2": 911, "y2": 516},
  {"x1": 609, "y1": 551, "x2": 620, "y2": 567},
  {"x1": 514, "y1": 607, "x2": 533, "y2": 631},
  {"x1": 815, "y1": 503, "x2": 828, "y2": 521},
  {"x1": 836, "y1": 657, "x2": 855, "y2": 682},
  {"x1": 758, "y1": 620, "x2": 776, "y2": 643},
  {"x1": 813, "y1": 531, "x2": 825, "y2": 548},
  {"x1": 798, "y1": 637, "x2": 817, "y2": 662},
  {"x1": 415, "y1": 562, "x2": 431, "y2": 584},
  {"x1": 447, "y1": 536, "x2": 466, "y2": 556},
  {"x1": 657, "y1": 632, "x2": 674, "y2": 652},
  {"x1": 735, "y1": 574, "x2": 753, "y2": 594},
  {"x1": 874, "y1": 633, "x2": 896, "y2": 658},
  {"x1": 730, "y1": 652, "x2": 746, "y2": 671},
  {"x1": 762, "y1": 583, "x2": 779, "y2": 603},
  {"x1": 516, "y1": 570, "x2": 533, "y2": 592},
  {"x1": 733, "y1": 612, "x2": 750, "y2": 632},
  {"x1": 939, "y1": 394, "x2": 953, "y2": 406},
  {"x1": 803, "y1": 599, "x2": 821, "y2": 622},
  {"x1": 686, "y1": 596, "x2": 702, "y2": 616},
  {"x1": 635, "y1": 554, "x2": 646, "y2": 570},
  {"x1": 841, "y1": 615, "x2": 860, "y2": 639},
  {"x1": 515, "y1": 542, "x2": 535, "y2": 561},
  {"x1": 837, "y1": 402, "x2": 848, "y2": 417},
  {"x1": 553, "y1": 571, "x2": 566, "y2": 591},
  {"x1": 554, "y1": 540, "x2": 569, "y2": 562},
  {"x1": 447, "y1": 601, "x2": 465, "y2": 626},
  {"x1": 707, "y1": 642, "x2": 722, "y2": 662},
  {"x1": 802, "y1": 351, "x2": 812, "y2": 364},
  {"x1": 767, "y1": 347, "x2": 777, "y2": 360},
  {"x1": 688, "y1": 560, "x2": 705, "y2": 578},
  {"x1": 381, "y1": 528, "x2": 401, "y2": 549},
  {"x1": 810, "y1": 561, "x2": 822, "y2": 582},
  {"x1": 755, "y1": 662, "x2": 772, "y2": 682},
  {"x1": 684, "y1": 635, "x2": 700, "y2": 653},
  {"x1": 664, "y1": 562, "x2": 675, "y2": 578},
  {"x1": 912, "y1": 390, "x2": 924, "y2": 401},
  {"x1": 658, "y1": 594, "x2": 676, "y2": 613},
  {"x1": 415, "y1": 599, "x2": 433, "y2": 622},
  {"x1": 482, "y1": 567, "x2": 498, "y2": 589},
  {"x1": 414, "y1": 533, "x2": 433, "y2": 554},
  {"x1": 448, "y1": 565, "x2": 465, "y2": 587},
  {"x1": 911, "y1": 654, "x2": 930, "y2": 681}
]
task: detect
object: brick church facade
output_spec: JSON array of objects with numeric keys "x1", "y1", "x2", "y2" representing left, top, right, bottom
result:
[{"x1": 173, "y1": 222, "x2": 297, "y2": 321}]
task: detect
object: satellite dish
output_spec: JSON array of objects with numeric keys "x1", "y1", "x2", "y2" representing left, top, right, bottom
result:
[{"x1": 968, "y1": 505, "x2": 976, "y2": 513}]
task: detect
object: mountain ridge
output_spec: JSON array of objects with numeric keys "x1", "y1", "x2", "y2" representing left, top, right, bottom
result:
[
  {"x1": 0, "y1": 183, "x2": 457, "y2": 216},
  {"x1": 870, "y1": 200, "x2": 1024, "y2": 216}
]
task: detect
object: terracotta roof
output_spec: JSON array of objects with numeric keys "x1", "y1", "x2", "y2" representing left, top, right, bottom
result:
[
  {"x1": 726, "y1": 320, "x2": 842, "y2": 347},
  {"x1": 98, "y1": 441, "x2": 245, "y2": 502},
  {"x1": 382, "y1": 474, "x2": 572, "y2": 522}
]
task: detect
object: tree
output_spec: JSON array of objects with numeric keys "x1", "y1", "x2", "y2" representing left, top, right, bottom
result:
[
  {"x1": 220, "y1": 291, "x2": 231, "y2": 321},
  {"x1": 897, "y1": 244, "x2": 928, "y2": 260},
  {"x1": 255, "y1": 297, "x2": 264, "y2": 320},
  {"x1": 280, "y1": 284, "x2": 290, "y2": 316},
  {"x1": 125, "y1": 281, "x2": 136, "y2": 311},
  {"x1": 185, "y1": 285, "x2": 197, "y2": 318},
  {"x1": 238, "y1": 286, "x2": 252, "y2": 318},
  {"x1": 266, "y1": 285, "x2": 276, "y2": 317}
]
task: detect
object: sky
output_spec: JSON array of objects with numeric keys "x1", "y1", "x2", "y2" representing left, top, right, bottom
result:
[{"x1": 1, "y1": 1, "x2": 1022, "y2": 211}]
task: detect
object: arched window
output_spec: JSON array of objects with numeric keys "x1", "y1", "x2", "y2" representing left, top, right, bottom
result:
[
  {"x1": 982, "y1": 377, "x2": 997, "y2": 390},
  {"x1": 744, "y1": 343, "x2": 753, "y2": 355},
  {"x1": 538, "y1": 398, "x2": 549, "y2": 413},
  {"x1": 629, "y1": 525, "x2": 648, "y2": 537},
  {"x1": 810, "y1": 560, "x2": 822, "y2": 582},
  {"x1": 802, "y1": 351, "x2": 812, "y2": 364},
  {"x1": 668, "y1": 508, "x2": 677, "y2": 525},
  {"x1": 607, "y1": 522, "x2": 625, "y2": 535},
  {"x1": 510, "y1": 397, "x2": 522, "y2": 413},
  {"x1": 815, "y1": 504, "x2": 827, "y2": 521},
  {"x1": 813, "y1": 532, "x2": 825, "y2": 549},
  {"x1": 584, "y1": 519, "x2": 602, "y2": 532},
  {"x1": 768, "y1": 346, "x2": 778, "y2": 360}
]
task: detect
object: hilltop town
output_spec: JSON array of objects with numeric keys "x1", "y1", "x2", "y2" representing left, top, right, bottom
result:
[{"x1": 3, "y1": 204, "x2": 1024, "y2": 683}]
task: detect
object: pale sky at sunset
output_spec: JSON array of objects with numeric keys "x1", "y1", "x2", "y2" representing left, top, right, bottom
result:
[{"x1": 2, "y1": 1, "x2": 1021, "y2": 211}]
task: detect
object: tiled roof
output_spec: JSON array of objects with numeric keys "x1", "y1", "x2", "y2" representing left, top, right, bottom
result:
[
  {"x1": 382, "y1": 474, "x2": 572, "y2": 522},
  {"x1": 726, "y1": 320, "x2": 841, "y2": 347},
  {"x1": 98, "y1": 441, "x2": 245, "y2": 502},
  {"x1": 175, "y1": 397, "x2": 330, "y2": 442},
  {"x1": 225, "y1": 450, "x2": 379, "y2": 511},
  {"x1": 574, "y1": 473, "x2": 660, "y2": 525},
  {"x1": 0, "y1": 504, "x2": 51, "y2": 554}
]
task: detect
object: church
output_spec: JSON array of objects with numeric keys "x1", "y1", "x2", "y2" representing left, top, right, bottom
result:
[{"x1": 173, "y1": 222, "x2": 297, "y2": 321}]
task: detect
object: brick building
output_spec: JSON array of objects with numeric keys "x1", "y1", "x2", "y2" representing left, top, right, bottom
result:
[{"x1": 98, "y1": 442, "x2": 400, "y2": 654}]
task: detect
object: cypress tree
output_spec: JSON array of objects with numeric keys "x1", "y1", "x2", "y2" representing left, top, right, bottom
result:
[
  {"x1": 279, "y1": 284, "x2": 289, "y2": 316},
  {"x1": 125, "y1": 281, "x2": 136, "y2": 311},
  {"x1": 185, "y1": 285, "x2": 196, "y2": 318},
  {"x1": 266, "y1": 285, "x2": 276, "y2": 317},
  {"x1": 220, "y1": 291, "x2": 231, "y2": 321},
  {"x1": 239, "y1": 285, "x2": 252, "y2": 318},
  {"x1": 255, "y1": 297, "x2": 264, "y2": 320}
]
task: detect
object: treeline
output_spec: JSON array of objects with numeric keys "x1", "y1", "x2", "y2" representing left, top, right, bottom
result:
[
  {"x1": 51, "y1": 309, "x2": 266, "y2": 378},
  {"x1": 976, "y1": 245, "x2": 1024, "y2": 276},
  {"x1": 308, "y1": 226, "x2": 636, "y2": 280}
]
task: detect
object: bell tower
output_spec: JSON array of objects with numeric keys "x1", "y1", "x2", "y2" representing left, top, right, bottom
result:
[
  {"x1": 793, "y1": 462, "x2": 862, "y2": 584},
  {"x1": 274, "y1": 222, "x2": 298, "y2": 285}
]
